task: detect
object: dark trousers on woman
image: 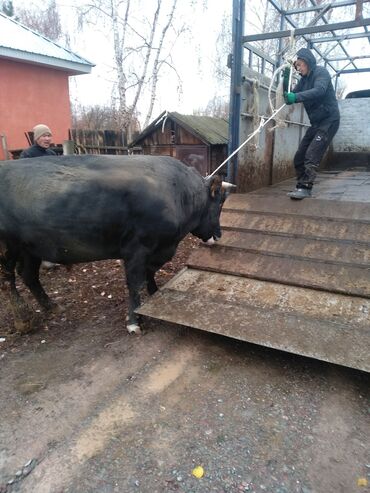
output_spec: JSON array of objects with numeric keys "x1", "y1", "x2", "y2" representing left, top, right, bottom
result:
[{"x1": 294, "y1": 119, "x2": 340, "y2": 189}]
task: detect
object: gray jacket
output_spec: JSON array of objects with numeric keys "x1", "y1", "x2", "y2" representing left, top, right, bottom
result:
[{"x1": 293, "y1": 48, "x2": 340, "y2": 131}]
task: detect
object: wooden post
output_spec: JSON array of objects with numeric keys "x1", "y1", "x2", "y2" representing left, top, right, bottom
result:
[
  {"x1": 63, "y1": 140, "x2": 75, "y2": 155},
  {"x1": 0, "y1": 134, "x2": 10, "y2": 160}
]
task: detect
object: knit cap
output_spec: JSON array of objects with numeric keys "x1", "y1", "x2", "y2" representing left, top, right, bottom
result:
[{"x1": 33, "y1": 124, "x2": 52, "y2": 142}]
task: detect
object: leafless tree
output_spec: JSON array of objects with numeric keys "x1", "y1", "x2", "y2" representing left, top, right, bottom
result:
[
  {"x1": 77, "y1": 0, "x2": 190, "y2": 138},
  {"x1": 194, "y1": 96, "x2": 229, "y2": 119},
  {"x1": 14, "y1": 0, "x2": 63, "y2": 41},
  {"x1": 72, "y1": 104, "x2": 118, "y2": 130},
  {"x1": 72, "y1": 103, "x2": 141, "y2": 131}
]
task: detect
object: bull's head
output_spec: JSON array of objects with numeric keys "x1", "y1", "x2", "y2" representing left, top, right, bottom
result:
[{"x1": 192, "y1": 175, "x2": 235, "y2": 243}]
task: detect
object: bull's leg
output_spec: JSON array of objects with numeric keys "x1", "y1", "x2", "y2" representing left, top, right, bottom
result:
[
  {"x1": 125, "y1": 266, "x2": 145, "y2": 335},
  {"x1": 18, "y1": 253, "x2": 56, "y2": 311},
  {"x1": 0, "y1": 248, "x2": 33, "y2": 333},
  {"x1": 146, "y1": 269, "x2": 158, "y2": 295},
  {"x1": 146, "y1": 243, "x2": 178, "y2": 296},
  {"x1": 121, "y1": 245, "x2": 149, "y2": 335},
  {"x1": 124, "y1": 266, "x2": 144, "y2": 334}
]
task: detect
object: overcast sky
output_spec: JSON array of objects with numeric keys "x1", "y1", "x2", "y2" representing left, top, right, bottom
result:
[
  {"x1": 59, "y1": 0, "x2": 231, "y2": 119},
  {"x1": 12, "y1": 0, "x2": 370, "y2": 120}
]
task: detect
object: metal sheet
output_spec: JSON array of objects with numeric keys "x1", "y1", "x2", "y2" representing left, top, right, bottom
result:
[
  {"x1": 224, "y1": 194, "x2": 370, "y2": 220},
  {"x1": 162, "y1": 269, "x2": 369, "y2": 326},
  {"x1": 219, "y1": 230, "x2": 370, "y2": 265},
  {"x1": 221, "y1": 210, "x2": 370, "y2": 243},
  {"x1": 188, "y1": 245, "x2": 370, "y2": 298},
  {"x1": 136, "y1": 270, "x2": 370, "y2": 372}
]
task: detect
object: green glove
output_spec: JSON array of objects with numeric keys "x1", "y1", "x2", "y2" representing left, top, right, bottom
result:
[{"x1": 284, "y1": 92, "x2": 296, "y2": 105}]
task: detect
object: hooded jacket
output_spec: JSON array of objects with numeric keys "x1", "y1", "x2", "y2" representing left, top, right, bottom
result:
[
  {"x1": 20, "y1": 144, "x2": 56, "y2": 159},
  {"x1": 293, "y1": 48, "x2": 340, "y2": 131}
]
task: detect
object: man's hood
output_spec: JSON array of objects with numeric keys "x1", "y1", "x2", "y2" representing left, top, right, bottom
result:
[{"x1": 296, "y1": 48, "x2": 317, "y2": 72}]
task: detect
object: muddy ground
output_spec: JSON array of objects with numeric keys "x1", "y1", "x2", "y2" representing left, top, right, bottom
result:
[{"x1": 0, "y1": 235, "x2": 369, "y2": 493}]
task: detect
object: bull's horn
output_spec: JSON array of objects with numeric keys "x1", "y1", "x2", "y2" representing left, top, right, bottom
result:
[{"x1": 222, "y1": 181, "x2": 237, "y2": 190}]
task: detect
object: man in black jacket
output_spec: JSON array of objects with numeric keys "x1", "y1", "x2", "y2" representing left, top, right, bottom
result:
[
  {"x1": 284, "y1": 48, "x2": 340, "y2": 200},
  {"x1": 20, "y1": 124, "x2": 56, "y2": 158}
]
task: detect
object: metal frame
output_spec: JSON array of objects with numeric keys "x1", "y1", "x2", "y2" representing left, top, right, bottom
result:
[
  {"x1": 227, "y1": 0, "x2": 370, "y2": 182},
  {"x1": 243, "y1": 0, "x2": 370, "y2": 75}
]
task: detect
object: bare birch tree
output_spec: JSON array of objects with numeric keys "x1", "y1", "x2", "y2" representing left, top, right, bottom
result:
[
  {"x1": 143, "y1": 0, "x2": 180, "y2": 128},
  {"x1": 77, "y1": 0, "x2": 189, "y2": 138}
]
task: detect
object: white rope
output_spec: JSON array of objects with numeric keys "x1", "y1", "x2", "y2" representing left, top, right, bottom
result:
[
  {"x1": 210, "y1": 30, "x2": 301, "y2": 180},
  {"x1": 268, "y1": 62, "x2": 292, "y2": 114},
  {"x1": 267, "y1": 29, "x2": 298, "y2": 129},
  {"x1": 209, "y1": 103, "x2": 286, "y2": 178},
  {"x1": 272, "y1": 30, "x2": 297, "y2": 104}
]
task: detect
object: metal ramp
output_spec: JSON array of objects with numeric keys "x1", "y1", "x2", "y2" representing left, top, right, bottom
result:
[{"x1": 137, "y1": 172, "x2": 370, "y2": 372}]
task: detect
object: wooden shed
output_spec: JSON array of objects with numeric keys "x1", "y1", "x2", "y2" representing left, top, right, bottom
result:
[
  {"x1": 0, "y1": 12, "x2": 94, "y2": 160},
  {"x1": 131, "y1": 111, "x2": 229, "y2": 176}
]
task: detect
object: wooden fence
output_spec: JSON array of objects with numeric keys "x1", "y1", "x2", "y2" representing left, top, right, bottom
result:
[{"x1": 69, "y1": 129, "x2": 131, "y2": 155}]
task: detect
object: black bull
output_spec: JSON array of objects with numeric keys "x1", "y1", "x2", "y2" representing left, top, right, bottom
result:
[{"x1": 0, "y1": 155, "x2": 230, "y2": 333}]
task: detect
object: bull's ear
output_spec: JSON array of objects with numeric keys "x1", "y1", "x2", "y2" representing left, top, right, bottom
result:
[{"x1": 208, "y1": 175, "x2": 223, "y2": 198}]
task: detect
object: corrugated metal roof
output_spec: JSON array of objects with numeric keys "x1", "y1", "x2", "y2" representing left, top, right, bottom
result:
[
  {"x1": 132, "y1": 111, "x2": 229, "y2": 146},
  {"x1": 0, "y1": 12, "x2": 94, "y2": 74}
]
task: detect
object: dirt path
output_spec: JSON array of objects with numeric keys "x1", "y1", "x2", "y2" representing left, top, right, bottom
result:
[{"x1": 0, "y1": 237, "x2": 369, "y2": 493}]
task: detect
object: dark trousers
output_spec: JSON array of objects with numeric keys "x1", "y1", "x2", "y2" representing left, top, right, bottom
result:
[{"x1": 294, "y1": 120, "x2": 340, "y2": 189}]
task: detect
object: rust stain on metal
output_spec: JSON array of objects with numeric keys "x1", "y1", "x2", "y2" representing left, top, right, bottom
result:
[
  {"x1": 188, "y1": 245, "x2": 370, "y2": 298},
  {"x1": 137, "y1": 278, "x2": 370, "y2": 372},
  {"x1": 137, "y1": 189, "x2": 370, "y2": 371},
  {"x1": 221, "y1": 211, "x2": 370, "y2": 243},
  {"x1": 236, "y1": 156, "x2": 271, "y2": 192}
]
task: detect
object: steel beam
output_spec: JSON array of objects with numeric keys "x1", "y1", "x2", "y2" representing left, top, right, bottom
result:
[
  {"x1": 266, "y1": 0, "x2": 283, "y2": 14},
  {"x1": 305, "y1": 4, "x2": 333, "y2": 26},
  {"x1": 227, "y1": 0, "x2": 245, "y2": 184},
  {"x1": 266, "y1": 0, "x2": 338, "y2": 73},
  {"x1": 327, "y1": 55, "x2": 370, "y2": 61},
  {"x1": 263, "y1": 0, "x2": 369, "y2": 73},
  {"x1": 242, "y1": 18, "x2": 370, "y2": 42},
  {"x1": 244, "y1": 42, "x2": 276, "y2": 67},
  {"x1": 311, "y1": 31, "x2": 370, "y2": 42},
  {"x1": 307, "y1": 0, "x2": 359, "y2": 71},
  {"x1": 285, "y1": 0, "x2": 362, "y2": 15},
  {"x1": 336, "y1": 67, "x2": 370, "y2": 73},
  {"x1": 266, "y1": 0, "x2": 342, "y2": 74}
]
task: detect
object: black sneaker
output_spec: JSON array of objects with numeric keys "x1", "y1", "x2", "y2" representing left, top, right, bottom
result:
[{"x1": 287, "y1": 188, "x2": 312, "y2": 200}]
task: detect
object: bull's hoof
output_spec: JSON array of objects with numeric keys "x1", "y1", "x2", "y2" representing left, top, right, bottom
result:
[
  {"x1": 43, "y1": 302, "x2": 65, "y2": 314},
  {"x1": 52, "y1": 303, "x2": 66, "y2": 314},
  {"x1": 13, "y1": 316, "x2": 33, "y2": 334},
  {"x1": 41, "y1": 261, "x2": 60, "y2": 270},
  {"x1": 10, "y1": 302, "x2": 34, "y2": 334},
  {"x1": 205, "y1": 237, "x2": 216, "y2": 246},
  {"x1": 127, "y1": 323, "x2": 142, "y2": 335}
]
